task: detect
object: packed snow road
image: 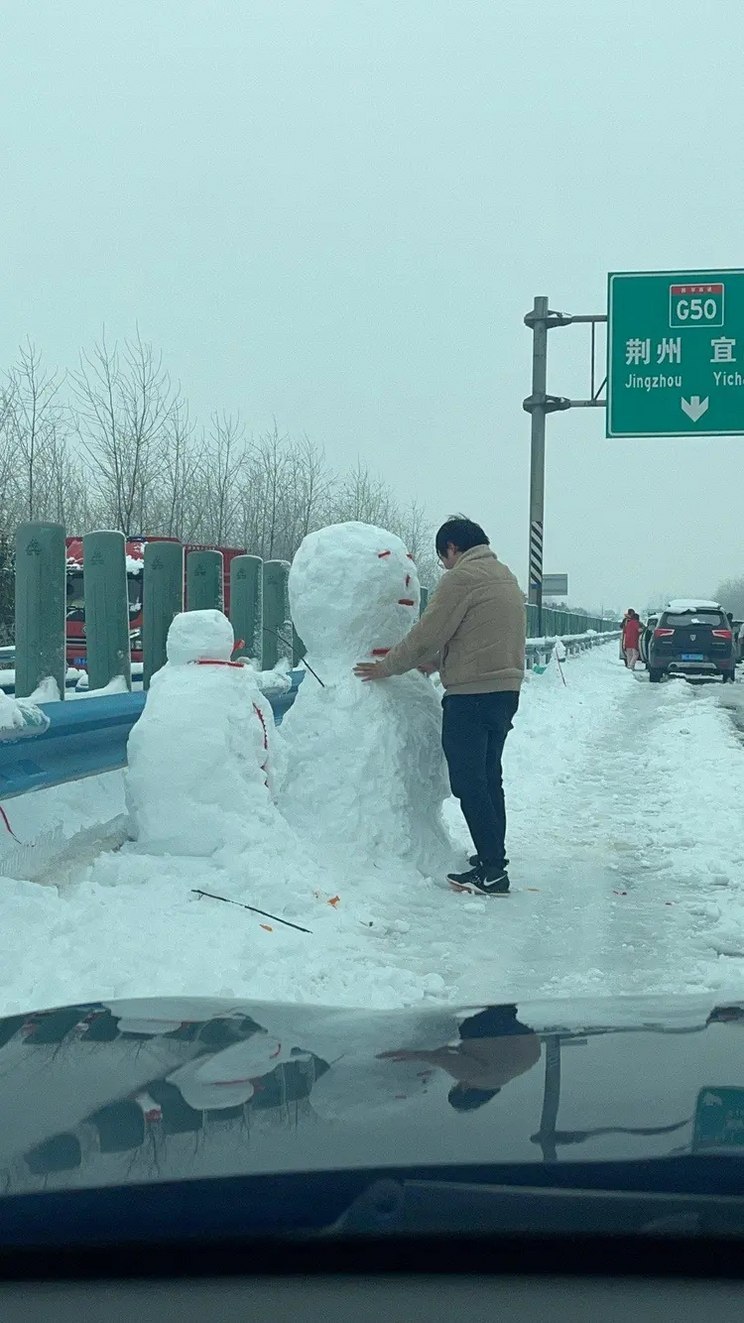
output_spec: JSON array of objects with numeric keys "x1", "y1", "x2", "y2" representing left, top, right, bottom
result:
[{"x1": 0, "y1": 646, "x2": 743, "y2": 1016}]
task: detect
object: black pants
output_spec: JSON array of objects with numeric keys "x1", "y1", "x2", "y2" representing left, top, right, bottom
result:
[{"x1": 441, "y1": 691, "x2": 519, "y2": 869}]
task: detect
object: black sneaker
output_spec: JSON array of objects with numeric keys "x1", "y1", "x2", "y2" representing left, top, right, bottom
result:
[{"x1": 448, "y1": 865, "x2": 510, "y2": 896}]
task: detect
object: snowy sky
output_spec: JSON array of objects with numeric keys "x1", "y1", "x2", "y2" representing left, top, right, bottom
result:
[{"x1": 3, "y1": 0, "x2": 744, "y2": 613}]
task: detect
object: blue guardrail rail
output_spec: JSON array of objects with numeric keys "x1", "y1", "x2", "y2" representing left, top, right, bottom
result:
[{"x1": 0, "y1": 672, "x2": 305, "y2": 800}]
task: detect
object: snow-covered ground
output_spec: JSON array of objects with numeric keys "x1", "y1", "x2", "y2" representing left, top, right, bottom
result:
[{"x1": 0, "y1": 645, "x2": 743, "y2": 1015}]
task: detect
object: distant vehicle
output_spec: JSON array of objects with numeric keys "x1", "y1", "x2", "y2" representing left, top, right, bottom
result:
[
  {"x1": 65, "y1": 536, "x2": 246, "y2": 667},
  {"x1": 647, "y1": 600, "x2": 736, "y2": 684}
]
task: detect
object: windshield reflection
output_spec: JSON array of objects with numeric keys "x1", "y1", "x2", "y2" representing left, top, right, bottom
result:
[{"x1": 0, "y1": 998, "x2": 739, "y2": 1194}]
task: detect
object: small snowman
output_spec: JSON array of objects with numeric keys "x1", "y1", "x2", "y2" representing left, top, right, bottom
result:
[
  {"x1": 126, "y1": 610, "x2": 281, "y2": 856},
  {"x1": 279, "y1": 522, "x2": 450, "y2": 872}
]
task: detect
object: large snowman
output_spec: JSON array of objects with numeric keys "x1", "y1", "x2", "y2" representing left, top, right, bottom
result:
[
  {"x1": 279, "y1": 522, "x2": 450, "y2": 872},
  {"x1": 126, "y1": 610, "x2": 283, "y2": 856}
]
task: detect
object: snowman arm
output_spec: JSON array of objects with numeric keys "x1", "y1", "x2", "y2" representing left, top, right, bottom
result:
[{"x1": 377, "y1": 578, "x2": 469, "y2": 676}]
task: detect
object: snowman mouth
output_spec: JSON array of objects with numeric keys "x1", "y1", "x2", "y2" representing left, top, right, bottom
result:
[{"x1": 398, "y1": 598, "x2": 415, "y2": 607}]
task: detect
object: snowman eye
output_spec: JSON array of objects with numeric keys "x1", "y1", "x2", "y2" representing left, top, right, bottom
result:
[
  {"x1": 405, "y1": 574, "x2": 411, "y2": 588},
  {"x1": 377, "y1": 550, "x2": 391, "y2": 559}
]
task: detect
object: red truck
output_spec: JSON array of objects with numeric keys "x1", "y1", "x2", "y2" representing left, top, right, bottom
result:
[{"x1": 65, "y1": 536, "x2": 246, "y2": 666}]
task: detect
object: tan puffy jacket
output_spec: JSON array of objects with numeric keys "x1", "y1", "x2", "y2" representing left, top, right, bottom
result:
[{"x1": 378, "y1": 545, "x2": 525, "y2": 694}]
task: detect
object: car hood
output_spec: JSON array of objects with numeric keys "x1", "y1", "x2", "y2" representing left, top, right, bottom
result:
[{"x1": 0, "y1": 992, "x2": 743, "y2": 1195}]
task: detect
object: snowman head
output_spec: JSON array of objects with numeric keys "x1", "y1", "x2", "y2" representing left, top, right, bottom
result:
[
  {"x1": 289, "y1": 522, "x2": 421, "y2": 664},
  {"x1": 167, "y1": 609, "x2": 235, "y2": 665}
]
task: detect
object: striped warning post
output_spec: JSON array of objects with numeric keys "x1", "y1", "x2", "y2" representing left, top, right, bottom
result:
[{"x1": 529, "y1": 519, "x2": 543, "y2": 593}]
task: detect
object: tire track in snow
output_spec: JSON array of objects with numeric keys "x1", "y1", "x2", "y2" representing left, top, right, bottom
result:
[{"x1": 454, "y1": 660, "x2": 744, "y2": 1004}]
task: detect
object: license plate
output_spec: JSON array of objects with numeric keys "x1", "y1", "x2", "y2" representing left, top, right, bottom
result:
[
  {"x1": 681, "y1": 653, "x2": 704, "y2": 661},
  {"x1": 693, "y1": 1086, "x2": 744, "y2": 1152}
]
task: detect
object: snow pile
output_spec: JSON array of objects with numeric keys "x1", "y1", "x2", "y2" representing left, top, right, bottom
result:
[
  {"x1": 0, "y1": 691, "x2": 50, "y2": 740},
  {"x1": 1, "y1": 640, "x2": 744, "y2": 1016},
  {"x1": 281, "y1": 522, "x2": 450, "y2": 872},
  {"x1": 125, "y1": 610, "x2": 285, "y2": 856},
  {"x1": 245, "y1": 656, "x2": 293, "y2": 696}
]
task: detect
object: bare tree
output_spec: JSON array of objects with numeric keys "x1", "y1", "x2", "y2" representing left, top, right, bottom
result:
[
  {"x1": 71, "y1": 330, "x2": 180, "y2": 535},
  {"x1": 395, "y1": 497, "x2": 438, "y2": 589},
  {"x1": 714, "y1": 577, "x2": 744, "y2": 618},
  {"x1": 143, "y1": 401, "x2": 202, "y2": 538},
  {"x1": 197, "y1": 411, "x2": 247, "y2": 545},
  {"x1": 5, "y1": 339, "x2": 68, "y2": 522}
]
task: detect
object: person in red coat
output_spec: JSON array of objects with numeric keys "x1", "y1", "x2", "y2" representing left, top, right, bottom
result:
[{"x1": 622, "y1": 609, "x2": 643, "y2": 671}]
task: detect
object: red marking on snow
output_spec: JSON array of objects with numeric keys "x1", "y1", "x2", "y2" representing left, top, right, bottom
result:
[
  {"x1": 407, "y1": 553, "x2": 414, "y2": 560},
  {"x1": 252, "y1": 702, "x2": 270, "y2": 786},
  {"x1": 405, "y1": 574, "x2": 411, "y2": 588},
  {"x1": 260, "y1": 923, "x2": 273, "y2": 932},
  {"x1": 270, "y1": 1041, "x2": 282, "y2": 1058},
  {"x1": 252, "y1": 703, "x2": 268, "y2": 751},
  {"x1": 372, "y1": 647, "x2": 390, "y2": 656},
  {"x1": 398, "y1": 598, "x2": 415, "y2": 607},
  {"x1": 328, "y1": 895, "x2": 340, "y2": 908},
  {"x1": 192, "y1": 658, "x2": 244, "y2": 669},
  {"x1": 0, "y1": 806, "x2": 22, "y2": 844},
  {"x1": 377, "y1": 550, "x2": 391, "y2": 558}
]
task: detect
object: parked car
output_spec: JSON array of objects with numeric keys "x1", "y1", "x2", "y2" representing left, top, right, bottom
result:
[
  {"x1": 734, "y1": 622, "x2": 744, "y2": 664},
  {"x1": 647, "y1": 600, "x2": 737, "y2": 684}
]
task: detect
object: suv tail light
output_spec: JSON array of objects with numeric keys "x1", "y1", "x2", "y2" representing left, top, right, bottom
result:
[
  {"x1": 712, "y1": 629, "x2": 732, "y2": 639},
  {"x1": 654, "y1": 627, "x2": 675, "y2": 638}
]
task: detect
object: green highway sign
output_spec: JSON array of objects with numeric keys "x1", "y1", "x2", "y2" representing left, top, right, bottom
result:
[{"x1": 607, "y1": 269, "x2": 744, "y2": 437}]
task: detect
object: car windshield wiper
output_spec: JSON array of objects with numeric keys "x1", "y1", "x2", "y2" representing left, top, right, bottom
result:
[{"x1": 330, "y1": 1170, "x2": 744, "y2": 1239}]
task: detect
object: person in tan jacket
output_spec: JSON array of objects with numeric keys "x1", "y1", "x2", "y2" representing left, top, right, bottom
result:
[{"x1": 355, "y1": 517, "x2": 525, "y2": 896}]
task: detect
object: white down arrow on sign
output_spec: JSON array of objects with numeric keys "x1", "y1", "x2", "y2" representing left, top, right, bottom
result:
[{"x1": 680, "y1": 395, "x2": 709, "y2": 422}]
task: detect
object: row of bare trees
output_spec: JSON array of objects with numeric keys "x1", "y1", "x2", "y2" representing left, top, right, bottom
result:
[{"x1": 0, "y1": 334, "x2": 439, "y2": 589}]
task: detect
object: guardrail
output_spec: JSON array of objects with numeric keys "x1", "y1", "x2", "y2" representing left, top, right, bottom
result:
[
  {"x1": 0, "y1": 633, "x2": 617, "y2": 800},
  {"x1": 0, "y1": 673, "x2": 303, "y2": 801}
]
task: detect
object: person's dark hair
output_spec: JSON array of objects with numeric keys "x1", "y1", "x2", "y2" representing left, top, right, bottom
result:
[
  {"x1": 447, "y1": 1083, "x2": 501, "y2": 1111},
  {"x1": 435, "y1": 516, "x2": 489, "y2": 558}
]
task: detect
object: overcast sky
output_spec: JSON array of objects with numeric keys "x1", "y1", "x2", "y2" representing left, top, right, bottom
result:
[{"x1": 3, "y1": 0, "x2": 743, "y2": 613}]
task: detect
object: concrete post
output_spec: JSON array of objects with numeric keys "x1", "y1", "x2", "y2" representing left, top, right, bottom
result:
[
  {"x1": 83, "y1": 531, "x2": 132, "y2": 691},
  {"x1": 186, "y1": 550, "x2": 223, "y2": 612},
  {"x1": 229, "y1": 554, "x2": 263, "y2": 663},
  {"x1": 143, "y1": 540, "x2": 183, "y2": 690},
  {"x1": 262, "y1": 559, "x2": 291, "y2": 669},
  {"x1": 14, "y1": 522, "x2": 66, "y2": 699}
]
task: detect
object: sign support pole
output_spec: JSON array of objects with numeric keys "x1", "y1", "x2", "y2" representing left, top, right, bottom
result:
[
  {"x1": 527, "y1": 297, "x2": 547, "y2": 636},
  {"x1": 523, "y1": 299, "x2": 607, "y2": 632},
  {"x1": 523, "y1": 298, "x2": 573, "y2": 637}
]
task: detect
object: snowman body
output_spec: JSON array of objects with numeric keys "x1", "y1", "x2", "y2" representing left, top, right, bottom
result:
[
  {"x1": 280, "y1": 523, "x2": 450, "y2": 871},
  {"x1": 126, "y1": 610, "x2": 279, "y2": 856}
]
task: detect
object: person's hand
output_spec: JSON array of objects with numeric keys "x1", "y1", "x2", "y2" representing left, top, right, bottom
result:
[
  {"x1": 417, "y1": 662, "x2": 437, "y2": 676},
  {"x1": 354, "y1": 661, "x2": 387, "y2": 682}
]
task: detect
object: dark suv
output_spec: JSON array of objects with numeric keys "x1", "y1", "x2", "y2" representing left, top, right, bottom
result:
[{"x1": 647, "y1": 602, "x2": 737, "y2": 683}]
